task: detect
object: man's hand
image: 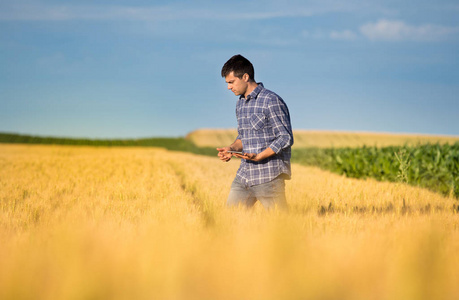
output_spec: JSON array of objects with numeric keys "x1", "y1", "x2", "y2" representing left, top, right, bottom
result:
[
  {"x1": 232, "y1": 152, "x2": 261, "y2": 162},
  {"x1": 233, "y1": 148, "x2": 276, "y2": 162},
  {"x1": 216, "y1": 147, "x2": 233, "y2": 162}
]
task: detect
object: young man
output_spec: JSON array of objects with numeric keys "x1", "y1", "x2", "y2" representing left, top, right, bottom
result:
[{"x1": 217, "y1": 54, "x2": 294, "y2": 210}]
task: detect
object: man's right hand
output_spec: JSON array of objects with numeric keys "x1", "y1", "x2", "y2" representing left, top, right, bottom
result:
[{"x1": 217, "y1": 147, "x2": 232, "y2": 162}]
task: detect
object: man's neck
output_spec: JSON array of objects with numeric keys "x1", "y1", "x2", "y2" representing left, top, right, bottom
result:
[{"x1": 244, "y1": 81, "x2": 258, "y2": 98}]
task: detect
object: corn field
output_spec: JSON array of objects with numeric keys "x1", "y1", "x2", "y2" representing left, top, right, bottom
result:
[{"x1": 292, "y1": 143, "x2": 459, "y2": 199}]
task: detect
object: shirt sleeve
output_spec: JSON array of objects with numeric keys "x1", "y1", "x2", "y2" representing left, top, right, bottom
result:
[{"x1": 266, "y1": 96, "x2": 294, "y2": 154}]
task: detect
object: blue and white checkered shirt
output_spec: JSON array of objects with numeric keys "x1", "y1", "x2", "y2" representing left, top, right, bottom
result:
[{"x1": 235, "y1": 83, "x2": 293, "y2": 187}]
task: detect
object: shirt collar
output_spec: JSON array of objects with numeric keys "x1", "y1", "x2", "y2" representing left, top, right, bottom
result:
[{"x1": 240, "y1": 82, "x2": 264, "y2": 101}]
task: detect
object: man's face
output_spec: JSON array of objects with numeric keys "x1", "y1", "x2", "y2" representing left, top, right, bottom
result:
[{"x1": 225, "y1": 72, "x2": 248, "y2": 97}]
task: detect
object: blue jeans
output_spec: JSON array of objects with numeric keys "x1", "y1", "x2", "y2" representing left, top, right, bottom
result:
[{"x1": 227, "y1": 175, "x2": 288, "y2": 210}]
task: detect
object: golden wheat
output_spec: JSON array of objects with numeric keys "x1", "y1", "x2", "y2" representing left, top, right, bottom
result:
[{"x1": 1, "y1": 144, "x2": 458, "y2": 299}]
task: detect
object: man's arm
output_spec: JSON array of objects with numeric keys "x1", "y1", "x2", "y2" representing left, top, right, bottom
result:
[
  {"x1": 267, "y1": 97, "x2": 294, "y2": 154},
  {"x1": 229, "y1": 139, "x2": 243, "y2": 152},
  {"x1": 217, "y1": 139, "x2": 243, "y2": 162},
  {"x1": 232, "y1": 147, "x2": 275, "y2": 162}
]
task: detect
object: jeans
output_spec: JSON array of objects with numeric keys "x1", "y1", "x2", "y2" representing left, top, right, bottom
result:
[{"x1": 226, "y1": 175, "x2": 288, "y2": 210}]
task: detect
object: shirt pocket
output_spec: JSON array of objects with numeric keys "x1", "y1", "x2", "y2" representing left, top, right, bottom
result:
[{"x1": 250, "y1": 113, "x2": 267, "y2": 131}]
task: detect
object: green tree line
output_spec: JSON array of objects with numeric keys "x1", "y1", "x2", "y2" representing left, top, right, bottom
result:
[{"x1": 0, "y1": 133, "x2": 215, "y2": 156}]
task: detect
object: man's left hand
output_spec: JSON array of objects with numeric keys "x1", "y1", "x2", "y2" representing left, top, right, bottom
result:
[{"x1": 233, "y1": 152, "x2": 261, "y2": 162}]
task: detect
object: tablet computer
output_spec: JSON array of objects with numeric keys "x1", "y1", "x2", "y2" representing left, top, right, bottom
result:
[{"x1": 227, "y1": 151, "x2": 244, "y2": 155}]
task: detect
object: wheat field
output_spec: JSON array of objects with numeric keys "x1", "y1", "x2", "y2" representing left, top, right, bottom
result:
[
  {"x1": 1, "y1": 144, "x2": 458, "y2": 299},
  {"x1": 186, "y1": 128, "x2": 459, "y2": 148}
]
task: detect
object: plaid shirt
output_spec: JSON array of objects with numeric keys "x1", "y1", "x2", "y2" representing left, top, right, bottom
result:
[{"x1": 235, "y1": 83, "x2": 293, "y2": 187}]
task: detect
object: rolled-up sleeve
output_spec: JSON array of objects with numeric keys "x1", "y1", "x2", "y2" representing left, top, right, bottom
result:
[{"x1": 267, "y1": 97, "x2": 294, "y2": 154}]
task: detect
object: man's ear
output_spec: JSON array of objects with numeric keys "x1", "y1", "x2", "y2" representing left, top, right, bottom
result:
[{"x1": 242, "y1": 73, "x2": 250, "y2": 82}]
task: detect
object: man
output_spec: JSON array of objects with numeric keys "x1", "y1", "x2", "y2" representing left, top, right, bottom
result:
[{"x1": 217, "y1": 54, "x2": 294, "y2": 210}]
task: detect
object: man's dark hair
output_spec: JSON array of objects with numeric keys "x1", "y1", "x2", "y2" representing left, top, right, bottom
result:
[{"x1": 221, "y1": 54, "x2": 255, "y2": 81}]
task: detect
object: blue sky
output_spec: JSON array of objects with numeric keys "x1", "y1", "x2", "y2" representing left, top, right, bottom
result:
[{"x1": 1, "y1": 0, "x2": 458, "y2": 138}]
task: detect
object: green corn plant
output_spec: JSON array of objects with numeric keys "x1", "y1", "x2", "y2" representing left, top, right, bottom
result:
[{"x1": 395, "y1": 149, "x2": 411, "y2": 184}]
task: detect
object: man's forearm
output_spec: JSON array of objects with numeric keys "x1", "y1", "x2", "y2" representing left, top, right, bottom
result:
[
  {"x1": 229, "y1": 139, "x2": 243, "y2": 152},
  {"x1": 233, "y1": 147, "x2": 276, "y2": 162},
  {"x1": 256, "y1": 147, "x2": 275, "y2": 161}
]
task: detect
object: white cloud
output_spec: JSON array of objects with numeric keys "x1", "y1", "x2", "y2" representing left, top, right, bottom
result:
[
  {"x1": 330, "y1": 30, "x2": 357, "y2": 41},
  {"x1": 360, "y1": 19, "x2": 459, "y2": 41},
  {"x1": 0, "y1": 4, "x2": 177, "y2": 21},
  {"x1": 0, "y1": 1, "x2": 395, "y2": 22},
  {"x1": 0, "y1": 3, "x2": 316, "y2": 21}
]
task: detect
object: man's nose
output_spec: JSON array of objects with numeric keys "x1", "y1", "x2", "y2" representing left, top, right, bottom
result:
[{"x1": 227, "y1": 84, "x2": 232, "y2": 90}]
